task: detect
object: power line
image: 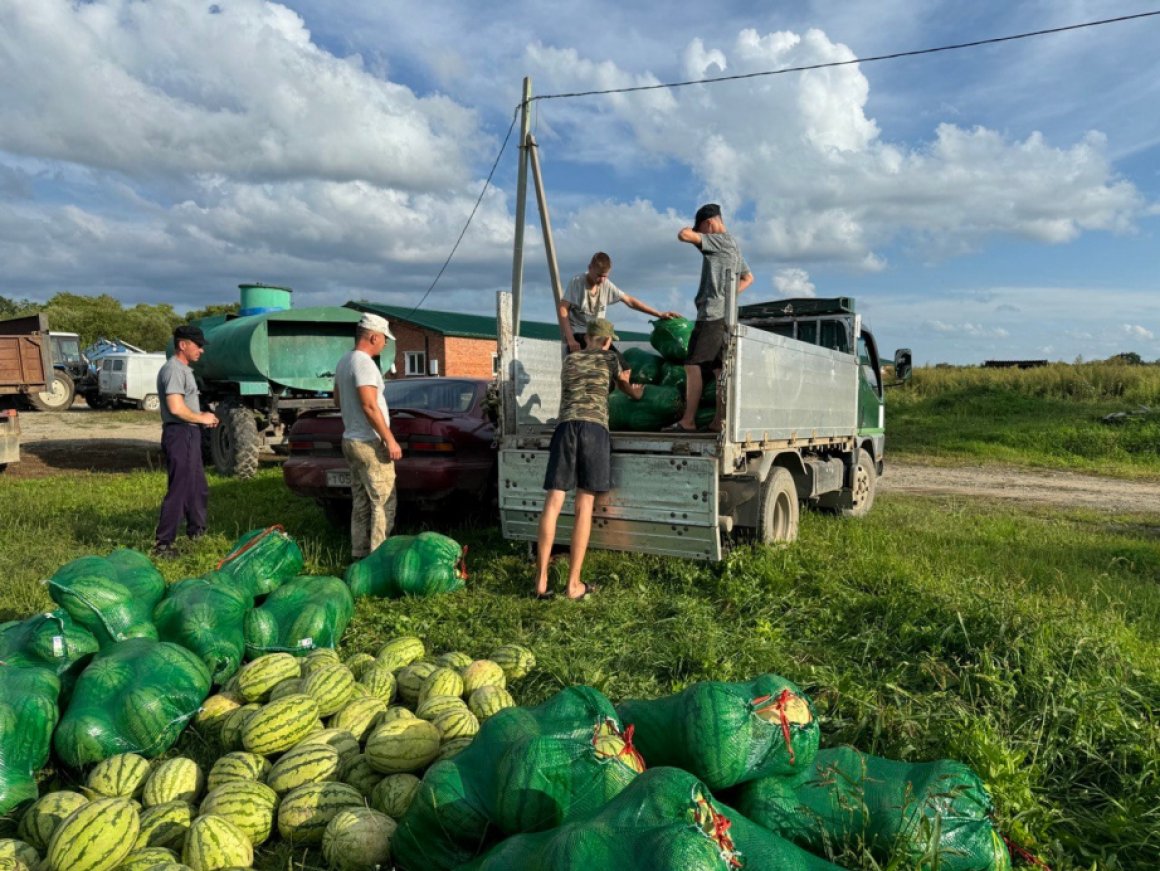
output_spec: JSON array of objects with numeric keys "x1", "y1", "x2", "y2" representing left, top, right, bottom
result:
[{"x1": 530, "y1": 10, "x2": 1160, "y2": 102}]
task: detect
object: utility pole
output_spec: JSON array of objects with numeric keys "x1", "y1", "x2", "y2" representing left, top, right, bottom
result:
[{"x1": 510, "y1": 78, "x2": 532, "y2": 331}]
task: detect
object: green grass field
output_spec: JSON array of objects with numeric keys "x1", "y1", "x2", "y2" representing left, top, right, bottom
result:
[{"x1": 2, "y1": 454, "x2": 1157, "y2": 869}]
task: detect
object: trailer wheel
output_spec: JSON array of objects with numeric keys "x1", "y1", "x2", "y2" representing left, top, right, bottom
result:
[
  {"x1": 758, "y1": 466, "x2": 799, "y2": 545},
  {"x1": 210, "y1": 398, "x2": 261, "y2": 478},
  {"x1": 29, "y1": 372, "x2": 75, "y2": 412},
  {"x1": 841, "y1": 447, "x2": 877, "y2": 517},
  {"x1": 139, "y1": 393, "x2": 161, "y2": 413}
]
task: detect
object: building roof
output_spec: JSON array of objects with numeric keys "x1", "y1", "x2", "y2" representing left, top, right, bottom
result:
[{"x1": 346, "y1": 301, "x2": 651, "y2": 342}]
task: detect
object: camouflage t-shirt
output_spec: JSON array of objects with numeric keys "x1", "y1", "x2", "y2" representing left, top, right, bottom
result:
[{"x1": 559, "y1": 349, "x2": 621, "y2": 428}]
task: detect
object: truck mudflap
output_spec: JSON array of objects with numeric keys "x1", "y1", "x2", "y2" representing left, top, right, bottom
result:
[{"x1": 499, "y1": 449, "x2": 722, "y2": 561}]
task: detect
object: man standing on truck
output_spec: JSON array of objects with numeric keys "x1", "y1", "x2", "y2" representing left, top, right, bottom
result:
[
  {"x1": 558, "y1": 252, "x2": 680, "y2": 353},
  {"x1": 534, "y1": 318, "x2": 643, "y2": 600},
  {"x1": 334, "y1": 313, "x2": 402, "y2": 559},
  {"x1": 153, "y1": 325, "x2": 218, "y2": 559},
  {"x1": 665, "y1": 203, "x2": 753, "y2": 433}
]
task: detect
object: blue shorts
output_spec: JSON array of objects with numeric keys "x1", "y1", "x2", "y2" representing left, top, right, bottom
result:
[{"x1": 543, "y1": 420, "x2": 612, "y2": 493}]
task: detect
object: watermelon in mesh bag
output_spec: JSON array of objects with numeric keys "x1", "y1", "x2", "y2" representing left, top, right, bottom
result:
[
  {"x1": 0, "y1": 610, "x2": 99, "y2": 689},
  {"x1": 608, "y1": 385, "x2": 683, "y2": 432},
  {"x1": 616, "y1": 674, "x2": 819, "y2": 791},
  {"x1": 460, "y1": 767, "x2": 841, "y2": 871},
  {"x1": 47, "y1": 548, "x2": 165, "y2": 647},
  {"x1": 727, "y1": 746, "x2": 1011, "y2": 871},
  {"x1": 393, "y1": 686, "x2": 644, "y2": 871},
  {"x1": 0, "y1": 665, "x2": 61, "y2": 815},
  {"x1": 345, "y1": 532, "x2": 466, "y2": 599},
  {"x1": 622, "y1": 348, "x2": 665, "y2": 385},
  {"x1": 244, "y1": 575, "x2": 354, "y2": 658},
  {"x1": 54, "y1": 637, "x2": 211, "y2": 768},
  {"x1": 216, "y1": 525, "x2": 304, "y2": 598},
  {"x1": 649, "y1": 317, "x2": 695, "y2": 363},
  {"x1": 153, "y1": 573, "x2": 251, "y2": 684}
]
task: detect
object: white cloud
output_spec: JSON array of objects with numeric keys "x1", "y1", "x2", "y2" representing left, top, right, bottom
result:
[
  {"x1": 921, "y1": 320, "x2": 1009, "y2": 339},
  {"x1": 1122, "y1": 324, "x2": 1155, "y2": 341},
  {"x1": 773, "y1": 267, "x2": 816, "y2": 298}
]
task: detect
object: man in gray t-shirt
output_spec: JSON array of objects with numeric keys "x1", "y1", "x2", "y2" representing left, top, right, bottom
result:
[
  {"x1": 557, "y1": 252, "x2": 679, "y2": 353},
  {"x1": 154, "y1": 324, "x2": 219, "y2": 557}
]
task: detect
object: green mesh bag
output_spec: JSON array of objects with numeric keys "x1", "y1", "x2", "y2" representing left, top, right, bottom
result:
[
  {"x1": 609, "y1": 385, "x2": 683, "y2": 431},
  {"x1": 650, "y1": 317, "x2": 695, "y2": 363},
  {"x1": 623, "y1": 348, "x2": 665, "y2": 385},
  {"x1": 345, "y1": 532, "x2": 466, "y2": 599},
  {"x1": 393, "y1": 686, "x2": 645, "y2": 871},
  {"x1": 617, "y1": 675, "x2": 820, "y2": 791},
  {"x1": 0, "y1": 665, "x2": 60, "y2": 815},
  {"x1": 243, "y1": 575, "x2": 354, "y2": 658},
  {"x1": 47, "y1": 548, "x2": 165, "y2": 647},
  {"x1": 54, "y1": 638, "x2": 211, "y2": 768},
  {"x1": 728, "y1": 746, "x2": 1011, "y2": 870},
  {"x1": 216, "y1": 525, "x2": 304, "y2": 598},
  {"x1": 660, "y1": 361, "x2": 688, "y2": 392},
  {"x1": 461, "y1": 767, "x2": 841, "y2": 871},
  {"x1": 0, "y1": 610, "x2": 99, "y2": 689},
  {"x1": 153, "y1": 573, "x2": 251, "y2": 685}
]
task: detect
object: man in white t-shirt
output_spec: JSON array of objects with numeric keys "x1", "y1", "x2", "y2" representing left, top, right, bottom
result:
[
  {"x1": 334, "y1": 313, "x2": 402, "y2": 558},
  {"x1": 558, "y1": 252, "x2": 680, "y2": 353}
]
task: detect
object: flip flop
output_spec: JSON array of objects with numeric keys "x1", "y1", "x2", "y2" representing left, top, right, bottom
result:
[
  {"x1": 533, "y1": 590, "x2": 556, "y2": 600},
  {"x1": 661, "y1": 421, "x2": 698, "y2": 434},
  {"x1": 567, "y1": 583, "x2": 597, "y2": 601}
]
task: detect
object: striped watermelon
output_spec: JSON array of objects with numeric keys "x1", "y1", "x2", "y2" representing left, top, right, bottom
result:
[
  {"x1": 240, "y1": 694, "x2": 320, "y2": 755},
  {"x1": 381, "y1": 705, "x2": 417, "y2": 724},
  {"x1": 217, "y1": 703, "x2": 260, "y2": 751},
  {"x1": 365, "y1": 718, "x2": 441, "y2": 774},
  {"x1": 489, "y1": 644, "x2": 536, "y2": 681},
  {"x1": 461, "y1": 659, "x2": 506, "y2": 694},
  {"x1": 339, "y1": 753, "x2": 382, "y2": 796},
  {"x1": 205, "y1": 753, "x2": 270, "y2": 791},
  {"x1": 375, "y1": 636, "x2": 425, "y2": 672},
  {"x1": 265, "y1": 744, "x2": 341, "y2": 795},
  {"x1": 46, "y1": 796, "x2": 139, "y2": 871},
  {"x1": 17, "y1": 790, "x2": 87, "y2": 852},
  {"x1": 114, "y1": 846, "x2": 178, "y2": 871},
  {"x1": 86, "y1": 753, "x2": 152, "y2": 799},
  {"x1": 266, "y1": 677, "x2": 302, "y2": 702},
  {"x1": 182, "y1": 814, "x2": 253, "y2": 870},
  {"x1": 235, "y1": 653, "x2": 300, "y2": 702},
  {"x1": 194, "y1": 693, "x2": 242, "y2": 738},
  {"x1": 301, "y1": 664, "x2": 355, "y2": 716},
  {"x1": 199, "y1": 781, "x2": 277, "y2": 846},
  {"x1": 435, "y1": 735, "x2": 474, "y2": 761},
  {"x1": 0, "y1": 840, "x2": 40, "y2": 871},
  {"x1": 136, "y1": 863, "x2": 190, "y2": 871},
  {"x1": 277, "y1": 782, "x2": 364, "y2": 845},
  {"x1": 435, "y1": 650, "x2": 473, "y2": 670},
  {"x1": 142, "y1": 758, "x2": 203, "y2": 806},
  {"x1": 468, "y1": 685, "x2": 516, "y2": 721},
  {"x1": 370, "y1": 773, "x2": 421, "y2": 819},
  {"x1": 433, "y1": 708, "x2": 479, "y2": 741},
  {"x1": 415, "y1": 695, "x2": 468, "y2": 722},
  {"x1": 346, "y1": 682, "x2": 371, "y2": 700},
  {"x1": 395, "y1": 661, "x2": 438, "y2": 706},
  {"x1": 133, "y1": 801, "x2": 193, "y2": 851},
  {"x1": 344, "y1": 653, "x2": 376, "y2": 679},
  {"x1": 322, "y1": 807, "x2": 396, "y2": 871},
  {"x1": 300, "y1": 647, "x2": 342, "y2": 676},
  {"x1": 328, "y1": 696, "x2": 387, "y2": 742},
  {"x1": 357, "y1": 663, "x2": 397, "y2": 703},
  {"x1": 418, "y1": 667, "x2": 464, "y2": 705},
  {"x1": 291, "y1": 728, "x2": 360, "y2": 763}
]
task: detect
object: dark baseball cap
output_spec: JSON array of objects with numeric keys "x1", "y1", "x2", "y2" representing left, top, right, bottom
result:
[
  {"x1": 694, "y1": 203, "x2": 722, "y2": 227},
  {"x1": 173, "y1": 324, "x2": 207, "y2": 347}
]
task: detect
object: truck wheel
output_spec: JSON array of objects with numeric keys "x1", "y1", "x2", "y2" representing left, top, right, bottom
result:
[
  {"x1": 758, "y1": 466, "x2": 799, "y2": 545},
  {"x1": 29, "y1": 372, "x2": 75, "y2": 412},
  {"x1": 84, "y1": 391, "x2": 112, "y2": 410},
  {"x1": 841, "y1": 447, "x2": 877, "y2": 518},
  {"x1": 210, "y1": 399, "x2": 261, "y2": 478},
  {"x1": 139, "y1": 394, "x2": 161, "y2": 413}
]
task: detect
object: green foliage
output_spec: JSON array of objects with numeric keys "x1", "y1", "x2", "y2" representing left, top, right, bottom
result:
[
  {"x1": 0, "y1": 292, "x2": 183, "y2": 351},
  {"x1": 184, "y1": 302, "x2": 240, "y2": 322}
]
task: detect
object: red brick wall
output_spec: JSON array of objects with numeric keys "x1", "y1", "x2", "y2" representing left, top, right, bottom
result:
[
  {"x1": 383, "y1": 320, "x2": 496, "y2": 379},
  {"x1": 444, "y1": 336, "x2": 497, "y2": 378}
]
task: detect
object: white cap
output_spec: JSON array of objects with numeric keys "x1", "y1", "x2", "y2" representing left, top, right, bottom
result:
[{"x1": 358, "y1": 312, "x2": 395, "y2": 339}]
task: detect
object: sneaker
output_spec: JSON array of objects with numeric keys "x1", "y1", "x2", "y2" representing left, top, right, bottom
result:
[{"x1": 150, "y1": 542, "x2": 177, "y2": 560}]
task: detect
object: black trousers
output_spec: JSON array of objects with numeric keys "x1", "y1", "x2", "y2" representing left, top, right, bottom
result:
[{"x1": 156, "y1": 424, "x2": 208, "y2": 545}]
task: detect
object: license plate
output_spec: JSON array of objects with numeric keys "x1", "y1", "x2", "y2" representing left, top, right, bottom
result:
[{"x1": 326, "y1": 469, "x2": 352, "y2": 488}]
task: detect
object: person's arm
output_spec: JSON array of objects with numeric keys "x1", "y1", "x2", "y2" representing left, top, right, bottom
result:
[
  {"x1": 557, "y1": 298, "x2": 580, "y2": 352},
  {"x1": 165, "y1": 394, "x2": 218, "y2": 427},
  {"x1": 738, "y1": 272, "x2": 754, "y2": 294},
  {"x1": 621, "y1": 293, "x2": 680, "y2": 320},
  {"x1": 678, "y1": 227, "x2": 702, "y2": 246},
  {"x1": 358, "y1": 385, "x2": 402, "y2": 460},
  {"x1": 615, "y1": 367, "x2": 644, "y2": 401}
]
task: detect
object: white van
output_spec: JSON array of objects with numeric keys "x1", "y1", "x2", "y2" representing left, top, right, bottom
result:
[{"x1": 98, "y1": 352, "x2": 168, "y2": 411}]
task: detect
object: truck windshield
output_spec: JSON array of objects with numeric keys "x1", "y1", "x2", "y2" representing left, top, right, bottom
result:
[
  {"x1": 385, "y1": 379, "x2": 477, "y2": 413},
  {"x1": 53, "y1": 336, "x2": 83, "y2": 364}
]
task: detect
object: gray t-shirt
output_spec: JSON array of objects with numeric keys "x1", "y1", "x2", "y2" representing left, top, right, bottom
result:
[
  {"x1": 563, "y1": 273, "x2": 624, "y2": 334},
  {"x1": 157, "y1": 357, "x2": 199, "y2": 425},
  {"x1": 695, "y1": 232, "x2": 751, "y2": 320},
  {"x1": 336, "y1": 349, "x2": 389, "y2": 443}
]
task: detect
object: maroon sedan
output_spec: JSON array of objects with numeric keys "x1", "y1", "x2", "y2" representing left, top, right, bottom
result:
[{"x1": 283, "y1": 377, "x2": 497, "y2": 523}]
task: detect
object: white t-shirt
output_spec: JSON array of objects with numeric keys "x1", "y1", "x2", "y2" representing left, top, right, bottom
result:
[
  {"x1": 563, "y1": 273, "x2": 624, "y2": 334},
  {"x1": 336, "y1": 349, "x2": 389, "y2": 442}
]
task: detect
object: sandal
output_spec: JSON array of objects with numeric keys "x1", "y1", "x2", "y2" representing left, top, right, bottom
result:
[
  {"x1": 661, "y1": 421, "x2": 698, "y2": 434},
  {"x1": 533, "y1": 590, "x2": 556, "y2": 600},
  {"x1": 567, "y1": 583, "x2": 597, "y2": 601}
]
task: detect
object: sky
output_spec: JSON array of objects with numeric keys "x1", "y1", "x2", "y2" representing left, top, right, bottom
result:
[{"x1": 1, "y1": 0, "x2": 1159, "y2": 364}]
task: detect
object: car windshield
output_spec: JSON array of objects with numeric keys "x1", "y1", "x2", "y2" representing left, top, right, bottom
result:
[{"x1": 385, "y1": 379, "x2": 477, "y2": 413}]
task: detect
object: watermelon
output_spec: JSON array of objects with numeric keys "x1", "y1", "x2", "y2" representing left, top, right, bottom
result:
[
  {"x1": 142, "y1": 757, "x2": 203, "y2": 806},
  {"x1": 267, "y1": 677, "x2": 303, "y2": 701},
  {"x1": 265, "y1": 744, "x2": 341, "y2": 795},
  {"x1": 468, "y1": 686, "x2": 516, "y2": 722},
  {"x1": 344, "y1": 653, "x2": 376, "y2": 680},
  {"x1": 217, "y1": 704, "x2": 261, "y2": 752},
  {"x1": 0, "y1": 840, "x2": 41, "y2": 871},
  {"x1": 339, "y1": 753, "x2": 382, "y2": 796},
  {"x1": 193, "y1": 693, "x2": 242, "y2": 738},
  {"x1": 419, "y1": 667, "x2": 464, "y2": 705},
  {"x1": 292, "y1": 728, "x2": 360, "y2": 763},
  {"x1": 240, "y1": 694, "x2": 320, "y2": 756},
  {"x1": 375, "y1": 636, "x2": 426, "y2": 671},
  {"x1": 329, "y1": 696, "x2": 387, "y2": 742},
  {"x1": 433, "y1": 708, "x2": 479, "y2": 741},
  {"x1": 86, "y1": 753, "x2": 152, "y2": 799},
  {"x1": 461, "y1": 660, "x2": 506, "y2": 694},
  {"x1": 301, "y1": 664, "x2": 355, "y2": 716},
  {"x1": 277, "y1": 782, "x2": 364, "y2": 845},
  {"x1": 0, "y1": 665, "x2": 61, "y2": 814},
  {"x1": 46, "y1": 796, "x2": 139, "y2": 871},
  {"x1": 182, "y1": 814, "x2": 253, "y2": 870},
  {"x1": 416, "y1": 695, "x2": 468, "y2": 722},
  {"x1": 396, "y1": 661, "x2": 438, "y2": 706},
  {"x1": 235, "y1": 653, "x2": 300, "y2": 703},
  {"x1": 435, "y1": 735, "x2": 475, "y2": 761},
  {"x1": 365, "y1": 718, "x2": 441, "y2": 774},
  {"x1": 133, "y1": 801, "x2": 194, "y2": 851},
  {"x1": 17, "y1": 790, "x2": 87, "y2": 852},
  {"x1": 205, "y1": 753, "x2": 270, "y2": 791},
  {"x1": 435, "y1": 650, "x2": 473, "y2": 670},
  {"x1": 357, "y1": 663, "x2": 397, "y2": 702},
  {"x1": 301, "y1": 647, "x2": 342, "y2": 676},
  {"x1": 322, "y1": 807, "x2": 396, "y2": 871},
  {"x1": 370, "y1": 773, "x2": 421, "y2": 819},
  {"x1": 115, "y1": 847, "x2": 179, "y2": 871},
  {"x1": 199, "y1": 781, "x2": 277, "y2": 846}
]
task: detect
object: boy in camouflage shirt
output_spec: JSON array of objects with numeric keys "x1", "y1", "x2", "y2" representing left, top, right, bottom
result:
[{"x1": 534, "y1": 318, "x2": 643, "y2": 600}]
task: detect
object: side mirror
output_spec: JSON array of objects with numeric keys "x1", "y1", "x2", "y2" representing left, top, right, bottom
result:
[{"x1": 893, "y1": 349, "x2": 912, "y2": 384}]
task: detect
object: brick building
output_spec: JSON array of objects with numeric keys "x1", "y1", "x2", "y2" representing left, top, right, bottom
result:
[{"x1": 347, "y1": 302, "x2": 648, "y2": 379}]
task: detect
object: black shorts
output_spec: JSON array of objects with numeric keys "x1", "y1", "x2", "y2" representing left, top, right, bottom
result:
[
  {"x1": 686, "y1": 318, "x2": 727, "y2": 370},
  {"x1": 543, "y1": 420, "x2": 612, "y2": 493}
]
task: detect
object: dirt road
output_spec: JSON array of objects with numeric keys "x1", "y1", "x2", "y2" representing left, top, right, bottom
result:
[{"x1": 4, "y1": 411, "x2": 1159, "y2": 513}]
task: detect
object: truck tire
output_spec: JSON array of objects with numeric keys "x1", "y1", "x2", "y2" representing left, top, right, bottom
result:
[
  {"x1": 841, "y1": 447, "x2": 877, "y2": 518},
  {"x1": 757, "y1": 466, "x2": 799, "y2": 545},
  {"x1": 29, "y1": 372, "x2": 75, "y2": 412},
  {"x1": 210, "y1": 398, "x2": 261, "y2": 478},
  {"x1": 84, "y1": 391, "x2": 113, "y2": 410},
  {"x1": 139, "y1": 393, "x2": 161, "y2": 413}
]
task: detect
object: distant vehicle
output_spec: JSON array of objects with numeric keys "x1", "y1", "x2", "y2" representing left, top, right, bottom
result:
[
  {"x1": 0, "y1": 314, "x2": 52, "y2": 409},
  {"x1": 41, "y1": 330, "x2": 87, "y2": 409},
  {"x1": 80, "y1": 337, "x2": 150, "y2": 408},
  {"x1": 0, "y1": 408, "x2": 19, "y2": 472},
  {"x1": 97, "y1": 352, "x2": 168, "y2": 411},
  {"x1": 282, "y1": 376, "x2": 497, "y2": 524}
]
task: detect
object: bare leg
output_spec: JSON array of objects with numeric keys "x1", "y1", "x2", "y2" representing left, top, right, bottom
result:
[
  {"x1": 534, "y1": 489, "x2": 567, "y2": 595},
  {"x1": 566, "y1": 489, "x2": 596, "y2": 597},
  {"x1": 678, "y1": 364, "x2": 702, "y2": 429}
]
